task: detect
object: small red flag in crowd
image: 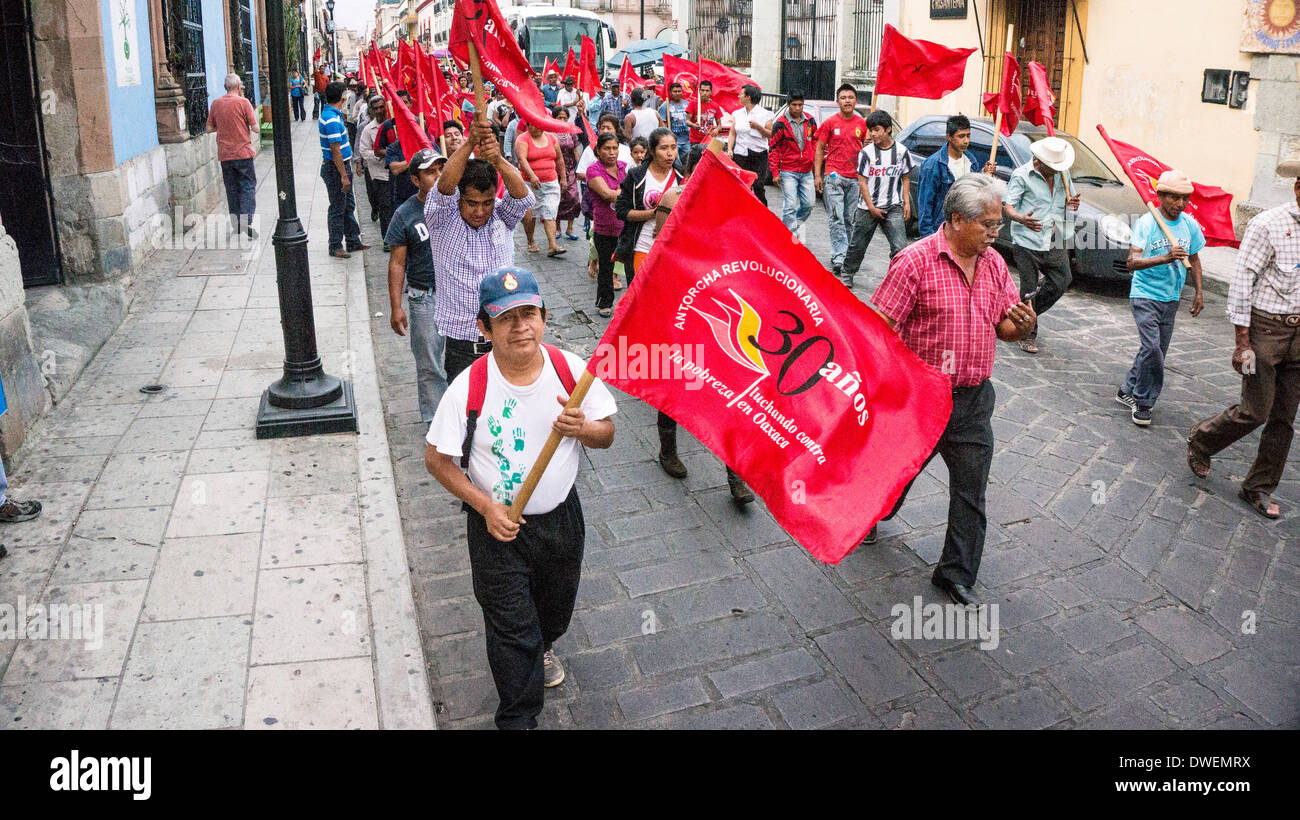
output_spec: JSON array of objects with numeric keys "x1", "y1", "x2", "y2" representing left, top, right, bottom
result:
[
  {"x1": 449, "y1": 0, "x2": 576, "y2": 133},
  {"x1": 397, "y1": 39, "x2": 420, "y2": 91},
  {"x1": 661, "y1": 53, "x2": 699, "y2": 97},
  {"x1": 1097, "y1": 125, "x2": 1239, "y2": 248},
  {"x1": 618, "y1": 57, "x2": 651, "y2": 96},
  {"x1": 874, "y1": 24, "x2": 976, "y2": 100},
  {"x1": 542, "y1": 56, "x2": 558, "y2": 81},
  {"x1": 660, "y1": 54, "x2": 752, "y2": 111},
  {"x1": 562, "y1": 47, "x2": 579, "y2": 82},
  {"x1": 587, "y1": 150, "x2": 953, "y2": 563},
  {"x1": 578, "y1": 35, "x2": 602, "y2": 96},
  {"x1": 981, "y1": 52, "x2": 1022, "y2": 137},
  {"x1": 381, "y1": 85, "x2": 433, "y2": 161},
  {"x1": 1024, "y1": 61, "x2": 1058, "y2": 134},
  {"x1": 313, "y1": 46, "x2": 320, "y2": 64}
]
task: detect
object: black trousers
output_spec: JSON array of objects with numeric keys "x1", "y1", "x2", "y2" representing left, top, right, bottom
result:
[
  {"x1": 593, "y1": 232, "x2": 619, "y2": 309},
  {"x1": 1010, "y1": 244, "x2": 1071, "y2": 339},
  {"x1": 444, "y1": 338, "x2": 490, "y2": 382},
  {"x1": 292, "y1": 94, "x2": 306, "y2": 120},
  {"x1": 885, "y1": 380, "x2": 995, "y2": 587},
  {"x1": 372, "y1": 177, "x2": 393, "y2": 238},
  {"x1": 467, "y1": 486, "x2": 585, "y2": 730},
  {"x1": 733, "y1": 149, "x2": 769, "y2": 205}
]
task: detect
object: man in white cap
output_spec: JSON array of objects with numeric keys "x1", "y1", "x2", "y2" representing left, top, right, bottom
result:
[
  {"x1": 1187, "y1": 160, "x2": 1300, "y2": 521},
  {"x1": 1002, "y1": 136, "x2": 1081, "y2": 353},
  {"x1": 1115, "y1": 169, "x2": 1205, "y2": 427}
]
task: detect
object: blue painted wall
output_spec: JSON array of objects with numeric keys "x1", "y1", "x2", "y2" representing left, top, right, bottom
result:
[
  {"x1": 250, "y1": 3, "x2": 261, "y2": 105},
  {"x1": 101, "y1": 0, "x2": 158, "y2": 165}
]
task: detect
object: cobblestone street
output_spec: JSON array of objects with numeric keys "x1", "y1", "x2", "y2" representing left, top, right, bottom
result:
[{"x1": 365, "y1": 182, "x2": 1299, "y2": 730}]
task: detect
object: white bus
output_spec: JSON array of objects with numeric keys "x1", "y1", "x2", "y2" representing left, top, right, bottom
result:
[{"x1": 502, "y1": 3, "x2": 618, "y2": 76}]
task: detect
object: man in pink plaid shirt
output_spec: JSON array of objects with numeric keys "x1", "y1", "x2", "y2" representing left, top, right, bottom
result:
[{"x1": 869, "y1": 173, "x2": 1038, "y2": 607}]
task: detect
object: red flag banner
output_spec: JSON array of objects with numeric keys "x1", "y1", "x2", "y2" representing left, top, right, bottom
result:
[
  {"x1": 562, "y1": 47, "x2": 579, "y2": 82},
  {"x1": 383, "y1": 85, "x2": 433, "y2": 161},
  {"x1": 874, "y1": 23, "x2": 976, "y2": 100},
  {"x1": 1024, "y1": 61, "x2": 1058, "y2": 134},
  {"x1": 1097, "y1": 125, "x2": 1239, "y2": 248},
  {"x1": 413, "y1": 44, "x2": 436, "y2": 133},
  {"x1": 588, "y1": 150, "x2": 953, "y2": 563},
  {"x1": 397, "y1": 39, "x2": 419, "y2": 91},
  {"x1": 662, "y1": 53, "x2": 700, "y2": 98},
  {"x1": 578, "y1": 35, "x2": 601, "y2": 97},
  {"x1": 542, "y1": 56, "x2": 558, "y2": 81},
  {"x1": 449, "y1": 0, "x2": 576, "y2": 133},
  {"x1": 313, "y1": 46, "x2": 321, "y2": 64},
  {"x1": 981, "y1": 52, "x2": 1022, "y2": 137},
  {"x1": 698, "y1": 56, "x2": 750, "y2": 112},
  {"x1": 618, "y1": 57, "x2": 651, "y2": 95}
]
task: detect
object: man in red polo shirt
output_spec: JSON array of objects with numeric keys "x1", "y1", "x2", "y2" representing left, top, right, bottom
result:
[
  {"x1": 869, "y1": 173, "x2": 1037, "y2": 607},
  {"x1": 685, "y1": 80, "x2": 726, "y2": 168},
  {"x1": 814, "y1": 83, "x2": 868, "y2": 276},
  {"x1": 206, "y1": 73, "x2": 260, "y2": 240}
]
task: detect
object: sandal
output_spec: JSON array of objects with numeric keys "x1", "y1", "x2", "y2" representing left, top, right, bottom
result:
[
  {"x1": 547, "y1": 247, "x2": 566, "y2": 257},
  {"x1": 598, "y1": 307, "x2": 613, "y2": 318},
  {"x1": 1239, "y1": 488, "x2": 1281, "y2": 520},
  {"x1": 1186, "y1": 437, "x2": 1210, "y2": 479},
  {"x1": 565, "y1": 233, "x2": 579, "y2": 240},
  {"x1": 1018, "y1": 339, "x2": 1039, "y2": 354},
  {"x1": 588, "y1": 264, "x2": 597, "y2": 279},
  {"x1": 527, "y1": 244, "x2": 541, "y2": 253},
  {"x1": 613, "y1": 276, "x2": 624, "y2": 291}
]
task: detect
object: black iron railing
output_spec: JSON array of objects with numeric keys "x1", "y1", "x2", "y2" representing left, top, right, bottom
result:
[
  {"x1": 687, "y1": 0, "x2": 753, "y2": 68},
  {"x1": 849, "y1": 0, "x2": 885, "y2": 77}
]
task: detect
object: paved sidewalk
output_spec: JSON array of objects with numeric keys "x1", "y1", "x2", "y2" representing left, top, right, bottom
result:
[
  {"x1": 0, "y1": 119, "x2": 433, "y2": 729},
  {"x1": 366, "y1": 181, "x2": 1297, "y2": 730}
]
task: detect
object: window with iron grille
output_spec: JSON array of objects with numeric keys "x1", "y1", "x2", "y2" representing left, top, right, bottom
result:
[
  {"x1": 783, "y1": 0, "x2": 838, "y2": 61},
  {"x1": 847, "y1": 0, "x2": 885, "y2": 77},
  {"x1": 688, "y1": 0, "x2": 753, "y2": 68},
  {"x1": 163, "y1": 0, "x2": 209, "y2": 138},
  {"x1": 231, "y1": 0, "x2": 255, "y2": 99}
]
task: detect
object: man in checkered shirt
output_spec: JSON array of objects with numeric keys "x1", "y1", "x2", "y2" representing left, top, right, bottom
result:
[
  {"x1": 868, "y1": 173, "x2": 1038, "y2": 608},
  {"x1": 426, "y1": 115, "x2": 537, "y2": 381},
  {"x1": 1188, "y1": 160, "x2": 1300, "y2": 521}
]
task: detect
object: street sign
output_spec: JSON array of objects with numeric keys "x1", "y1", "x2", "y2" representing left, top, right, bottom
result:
[{"x1": 930, "y1": 0, "x2": 968, "y2": 19}]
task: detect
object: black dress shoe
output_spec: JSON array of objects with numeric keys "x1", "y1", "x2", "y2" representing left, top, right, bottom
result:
[
  {"x1": 932, "y1": 576, "x2": 980, "y2": 607},
  {"x1": 863, "y1": 525, "x2": 877, "y2": 545}
]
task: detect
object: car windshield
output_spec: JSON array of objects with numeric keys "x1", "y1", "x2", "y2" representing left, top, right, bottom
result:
[{"x1": 1025, "y1": 133, "x2": 1120, "y2": 182}]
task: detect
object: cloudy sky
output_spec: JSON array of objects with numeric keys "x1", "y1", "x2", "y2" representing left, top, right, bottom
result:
[{"x1": 331, "y1": 0, "x2": 375, "y2": 39}]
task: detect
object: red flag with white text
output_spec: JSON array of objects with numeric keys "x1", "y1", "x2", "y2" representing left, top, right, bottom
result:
[
  {"x1": 981, "y1": 52, "x2": 1022, "y2": 137},
  {"x1": 449, "y1": 0, "x2": 577, "y2": 133},
  {"x1": 1024, "y1": 61, "x2": 1058, "y2": 134},
  {"x1": 875, "y1": 24, "x2": 976, "y2": 100},
  {"x1": 587, "y1": 150, "x2": 953, "y2": 563},
  {"x1": 1096, "y1": 125, "x2": 1239, "y2": 248}
]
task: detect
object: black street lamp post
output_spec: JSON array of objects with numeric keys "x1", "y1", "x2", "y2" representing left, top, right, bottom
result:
[
  {"x1": 327, "y1": 0, "x2": 339, "y2": 78},
  {"x1": 254, "y1": 0, "x2": 358, "y2": 438}
]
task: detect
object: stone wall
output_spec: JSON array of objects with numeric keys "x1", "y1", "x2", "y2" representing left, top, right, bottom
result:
[
  {"x1": 164, "y1": 132, "x2": 225, "y2": 218},
  {"x1": 1242, "y1": 53, "x2": 1300, "y2": 223},
  {"x1": 0, "y1": 223, "x2": 51, "y2": 463}
]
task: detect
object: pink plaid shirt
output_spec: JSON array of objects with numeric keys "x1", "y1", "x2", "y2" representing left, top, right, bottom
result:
[{"x1": 871, "y1": 228, "x2": 1021, "y2": 388}]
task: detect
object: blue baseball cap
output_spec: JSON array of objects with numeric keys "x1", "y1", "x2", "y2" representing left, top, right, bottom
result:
[{"x1": 480, "y1": 267, "x2": 544, "y2": 318}]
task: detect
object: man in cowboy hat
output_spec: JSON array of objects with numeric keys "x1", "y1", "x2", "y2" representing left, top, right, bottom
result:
[
  {"x1": 1002, "y1": 136, "x2": 1081, "y2": 353},
  {"x1": 1187, "y1": 160, "x2": 1300, "y2": 521},
  {"x1": 1115, "y1": 169, "x2": 1205, "y2": 427}
]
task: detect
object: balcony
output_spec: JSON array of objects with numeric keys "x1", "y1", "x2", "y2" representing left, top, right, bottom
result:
[{"x1": 576, "y1": 0, "x2": 672, "y2": 14}]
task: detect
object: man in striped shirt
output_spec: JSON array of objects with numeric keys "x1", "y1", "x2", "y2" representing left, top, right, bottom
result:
[
  {"x1": 1187, "y1": 160, "x2": 1300, "y2": 520},
  {"x1": 840, "y1": 110, "x2": 913, "y2": 290},
  {"x1": 425, "y1": 115, "x2": 536, "y2": 381},
  {"x1": 318, "y1": 81, "x2": 367, "y2": 258}
]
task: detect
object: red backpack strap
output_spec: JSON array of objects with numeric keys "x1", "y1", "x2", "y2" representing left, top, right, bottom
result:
[
  {"x1": 544, "y1": 343, "x2": 577, "y2": 396},
  {"x1": 460, "y1": 354, "x2": 490, "y2": 469}
]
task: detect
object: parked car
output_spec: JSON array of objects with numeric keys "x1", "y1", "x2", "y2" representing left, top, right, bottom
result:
[{"x1": 897, "y1": 115, "x2": 1146, "y2": 283}]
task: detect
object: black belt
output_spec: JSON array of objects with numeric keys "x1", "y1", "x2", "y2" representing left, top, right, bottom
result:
[
  {"x1": 447, "y1": 337, "x2": 493, "y2": 355},
  {"x1": 1253, "y1": 308, "x2": 1300, "y2": 327}
]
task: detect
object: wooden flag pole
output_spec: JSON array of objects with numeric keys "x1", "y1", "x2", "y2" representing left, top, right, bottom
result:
[
  {"x1": 1144, "y1": 200, "x2": 1185, "y2": 275},
  {"x1": 988, "y1": 24, "x2": 1014, "y2": 173},
  {"x1": 508, "y1": 370, "x2": 597, "y2": 523}
]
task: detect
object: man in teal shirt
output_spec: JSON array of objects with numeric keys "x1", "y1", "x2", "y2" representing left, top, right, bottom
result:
[
  {"x1": 1115, "y1": 170, "x2": 1205, "y2": 426},
  {"x1": 1003, "y1": 137, "x2": 1080, "y2": 353}
]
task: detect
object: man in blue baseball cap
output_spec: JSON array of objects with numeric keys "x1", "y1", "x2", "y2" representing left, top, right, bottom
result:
[{"x1": 425, "y1": 267, "x2": 618, "y2": 729}]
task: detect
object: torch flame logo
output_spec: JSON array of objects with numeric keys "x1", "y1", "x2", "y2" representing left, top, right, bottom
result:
[{"x1": 692, "y1": 289, "x2": 769, "y2": 376}]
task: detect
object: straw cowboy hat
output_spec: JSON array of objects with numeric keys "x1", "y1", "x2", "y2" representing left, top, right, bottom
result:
[{"x1": 1030, "y1": 136, "x2": 1075, "y2": 172}]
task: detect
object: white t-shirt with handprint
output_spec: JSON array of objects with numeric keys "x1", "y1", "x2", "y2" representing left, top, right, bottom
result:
[{"x1": 427, "y1": 347, "x2": 618, "y2": 515}]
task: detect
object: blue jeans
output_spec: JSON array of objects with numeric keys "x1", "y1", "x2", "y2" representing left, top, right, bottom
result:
[
  {"x1": 0, "y1": 454, "x2": 8, "y2": 506},
  {"x1": 221, "y1": 158, "x2": 256, "y2": 228},
  {"x1": 779, "y1": 171, "x2": 814, "y2": 233},
  {"x1": 406, "y1": 285, "x2": 448, "y2": 423},
  {"x1": 842, "y1": 203, "x2": 909, "y2": 281},
  {"x1": 320, "y1": 161, "x2": 361, "y2": 253},
  {"x1": 1123, "y1": 298, "x2": 1180, "y2": 409},
  {"x1": 821, "y1": 174, "x2": 860, "y2": 267}
]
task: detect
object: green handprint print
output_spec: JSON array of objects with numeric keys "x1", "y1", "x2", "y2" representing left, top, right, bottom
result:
[
  {"x1": 487, "y1": 415, "x2": 502, "y2": 437},
  {"x1": 492, "y1": 480, "x2": 511, "y2": 503},
  {"x1": 491, "y1": 439, "x2": 506, "y2": 459},
  {"x1": 502, "y1": 471, "x2": 524, "y2": 490},
  {"x1": 502, "y1": 398, "x2": 517, "y2": 419},
  {"x1": 512, "y1": 427, "x2": 525, "y2": 451},
  {"x1": 496, "y1": 453, "x2": 511, "y2": 474}
]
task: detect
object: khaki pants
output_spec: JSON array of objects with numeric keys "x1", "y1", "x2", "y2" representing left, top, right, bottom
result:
[{"x1": 1190, "y1": 310, "x2": 1300, "y2": 495}]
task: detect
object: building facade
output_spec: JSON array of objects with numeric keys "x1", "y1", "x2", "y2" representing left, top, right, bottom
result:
[{"x1": 0, "y1": 0, "x2": 275, "y2": 460}]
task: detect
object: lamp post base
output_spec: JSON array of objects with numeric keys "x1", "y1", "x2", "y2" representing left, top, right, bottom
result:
[{"x1": 255, "y1": 379, "x2": 358, "y2": 439}]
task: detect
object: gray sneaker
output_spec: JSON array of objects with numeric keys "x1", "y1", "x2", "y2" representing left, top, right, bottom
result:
[
  {"x1": 1132, "y1": 407, "x2": 1153, "y2": 427},
  {"x1": 1115, "y1": 390, "x2": 1137, "y2": 410},
  {"x1": 543, "y1": 649, "x2": 565, "y2": 688}
]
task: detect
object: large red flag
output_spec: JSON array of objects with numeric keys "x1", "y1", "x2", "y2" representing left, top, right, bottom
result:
[
  {"x1": 1097, "y1": 125, "x2": 1239, "y2": 248},
  {"x1": 875, "y1": 24, "x2": 976, "y2": 100},
  {"x1": 578, "y1": 35, "x2": 601, "y2": 97},
  {"x1": 618, "y1": 57, "x2": 651, "y2": 95},
  {"x1": 562, "y1": 47, "x2": 579, "y2": 82},
  {"x1": 587, "y1": 150, "x2": 952, "y2": 563},
  {"x1": 397, "y1": 39, "x2": 419, "y2": 91},
  {"x1": 698, "y1": 56, "x2": 750, "y2": 112},
  {"x1": 382, "y1": 84, "x2": 432, "y2": 161},
  {"x1": 1024, "y1": 61, "x2": 1058, "y2": 134},
  {"x1": 413, "y1": 45, "x2": 437, "y2": 134},
  {"x1": 662, "y1": 53, "x2": 700, "y2": 97},
  {"x1": 981, "y1": 52, "x2": 1022, "y2": 137},
  {"x1": 449, "y1": 0, "x2": 576, "y2": 133}
]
